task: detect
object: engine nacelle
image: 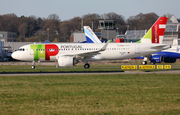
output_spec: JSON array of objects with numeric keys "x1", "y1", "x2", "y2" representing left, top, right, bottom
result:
[
  {"x1": 149, "y1": 55, "x2": 164, "y2": 63},
  {"x1": 57, "y1": 56, "x2": 79, "y2": 67},
  {"x1": 164, "y1": 58, "x2": 176, "y2": 63}
]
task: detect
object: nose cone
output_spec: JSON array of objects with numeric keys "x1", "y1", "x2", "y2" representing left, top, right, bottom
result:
[{"x1": 11, "y1": 52, "x2": 19, "y2": 60}]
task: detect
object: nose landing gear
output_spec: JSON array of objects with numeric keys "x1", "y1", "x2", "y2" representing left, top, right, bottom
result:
[{"x1": 32, "y1": 61, "x2": 35, "y2": 69}]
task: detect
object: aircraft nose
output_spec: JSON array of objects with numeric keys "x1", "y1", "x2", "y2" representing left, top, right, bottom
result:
[{"x1": 11, "y1": 52, "x2": 19, "y2": 60}]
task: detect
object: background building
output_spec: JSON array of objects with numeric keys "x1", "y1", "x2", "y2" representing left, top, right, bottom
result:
[
  {"x1": 124, "y1": 30, "x2": 145, "y2": 42},
  {"x1": 163, "y1": 16, "x2": 180, "y2": 45},
  {"x1": 0, "y1": 31, "x2": 17, "y2": 42},
  {"x1": 99, "y1": 20, "x2": 117, "y2": 42},
  {"x1": 72, "y1": 32, "x2": 86, "y2": 43}
]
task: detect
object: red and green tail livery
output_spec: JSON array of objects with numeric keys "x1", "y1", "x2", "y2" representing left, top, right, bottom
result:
[{"x1": 137, "y1": 17, "x2": 168, "y2": 44}]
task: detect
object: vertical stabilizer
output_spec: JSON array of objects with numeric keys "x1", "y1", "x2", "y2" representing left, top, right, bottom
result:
[
  {"x1": 84, "y1": 26, "x2": 102, "y2": 43},
  {"x1": 137, "y1": 17, "x2": 168, "y2": 44}
]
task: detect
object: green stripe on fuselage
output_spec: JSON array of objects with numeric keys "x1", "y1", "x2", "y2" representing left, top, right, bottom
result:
[{"x1": 30, "y1": 44, "x2": 45, "y2": 61}]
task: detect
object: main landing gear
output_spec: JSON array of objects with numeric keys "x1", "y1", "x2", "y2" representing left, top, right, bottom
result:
[
  {"x1": 32, "y1": 61, "x2": 35, "y2": 69},
  {"x1": 84, "y1": 63, "x2": 90, "y2": 69},
  {"x1": 142, "y1": 57, "x2": 148, "y2": 65},
  {"x1": 142, "y1": 61, "x2": 147, "y2": 65},
  {"x1": 82, "y1": 59, "x2": 90, "y2": 69}
]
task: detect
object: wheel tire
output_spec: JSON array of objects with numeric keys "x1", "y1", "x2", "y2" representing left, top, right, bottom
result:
[
  {"x1": 84, "y1": 64, "x2": 90, "y2": 69},
  {"x1": 142, "y1": 61, "x2": 147, "y2": 65},
  {"x1": 31, "y1": 65, "x2": 35, "y2": 69}
]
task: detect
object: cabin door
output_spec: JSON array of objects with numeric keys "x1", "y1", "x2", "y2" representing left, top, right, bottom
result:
[{"x1": 135, "y1": 45, "x2": 140, "y2": 54}]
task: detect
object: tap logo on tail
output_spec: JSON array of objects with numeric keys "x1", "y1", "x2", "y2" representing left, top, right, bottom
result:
[{"x1": 137, "y1": 17, "x2": 168, "y2": 44}]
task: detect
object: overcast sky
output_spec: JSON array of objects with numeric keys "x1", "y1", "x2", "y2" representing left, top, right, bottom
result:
[{"x1": 0, "y1": 0, "x2": 179, "y2": 21}]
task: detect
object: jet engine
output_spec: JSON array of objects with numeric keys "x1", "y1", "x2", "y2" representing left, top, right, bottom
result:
[
  {"x1": 149, "y1": 55, "x2": 164, "y2": 63},
  {"x1": 57, "y1": 56, "x2": 79, "y2": 67}
]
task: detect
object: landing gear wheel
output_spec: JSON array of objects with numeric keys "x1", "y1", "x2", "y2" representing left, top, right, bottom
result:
[
  {"x1": 142, "y1": 61, "x2": 147, "y2": 65},
  {"x1": 32, "y1": 61, "x2": 35, "y2": 69},
  {"x1": 151, "y1": 62, "x2": 155, "y2": 65},
  {"x1": 31, "y1": 65, "x2": 35, "y2": 69},
  {"x1": 84, "y1": 63, "x2": 90, "y2": 69}
]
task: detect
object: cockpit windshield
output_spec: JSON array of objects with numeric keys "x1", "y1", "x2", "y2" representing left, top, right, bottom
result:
[{"x1": 18, "y1": 48, "x2": 25, "y2": 51}]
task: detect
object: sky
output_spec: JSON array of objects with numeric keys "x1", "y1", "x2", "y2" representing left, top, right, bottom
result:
[{"x1": 0, "y1": 0, "x2": 179, "y2": 21}]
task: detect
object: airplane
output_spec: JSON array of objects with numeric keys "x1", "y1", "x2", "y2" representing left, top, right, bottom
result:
[{"x1": 11, "y1": 17, "x2": 169, "y2": 69}]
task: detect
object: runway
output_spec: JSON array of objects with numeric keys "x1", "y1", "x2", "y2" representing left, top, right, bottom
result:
[{"x1": 0, "y1": 70, "x2": 180, "y2": 76}]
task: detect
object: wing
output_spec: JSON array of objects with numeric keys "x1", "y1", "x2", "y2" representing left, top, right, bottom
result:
[{"x1": 60, "y1": 40, "x2": 110, "y2": 58}]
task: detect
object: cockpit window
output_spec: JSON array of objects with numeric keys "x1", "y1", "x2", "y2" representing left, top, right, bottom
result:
[{"x1": 18, "y1": 48, "x2": 25, "y2": 51}]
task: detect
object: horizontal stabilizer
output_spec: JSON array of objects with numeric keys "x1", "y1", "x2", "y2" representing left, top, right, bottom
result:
[{"x1": 150, "y1": 44, "x2": 170, "y2": 49}]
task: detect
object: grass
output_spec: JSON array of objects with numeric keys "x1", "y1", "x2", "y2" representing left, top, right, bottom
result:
[
  {"x1": 0, "y1": 63, "x2": 179, "y2": 73},
  {"x1": 0, "y1": 65, "x2": 124, "y2": 73},
  {"x1": 0, "y1": 74, "x2": 180, "y2": 114}
]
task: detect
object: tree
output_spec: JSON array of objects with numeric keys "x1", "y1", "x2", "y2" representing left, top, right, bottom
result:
[
  {"x1": 127, "y1": 13, "x2": 145, "y2": 30},
  {"x1": 0, "y1": 13, "x2": 19, "y2": 32},
  {"x1": 127, "y1": 12, "x2": 158, "y2": 30},
  {"x1": 138, "y1": 12, "x2": 158, "y2": 30},
  {"x1": 83, "y1": 13, "x2": 101, "y2": 32},
  {"x1": 59, "y1": 21, "x2": 71, "y2": 42},
  {"x1": 48, "y1": 14, "x2": 60, "y2": 21},
  {"x1": 18, "y1": 23, "x2": 28, "y2": 39},
  {"x1": 83, "y1": 13, "x2": 101, "y2": 19},
  {"x1": 69, "y1": 17, "x2": 81, "y2": 31}
]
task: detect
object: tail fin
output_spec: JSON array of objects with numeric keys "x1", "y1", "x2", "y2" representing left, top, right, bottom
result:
[
  {"x1": 84, "y1": 26, "x2": 102, "y2": 43},
  {"x1": 137, "y1": 17, "x2": 168, "y2": 44}
]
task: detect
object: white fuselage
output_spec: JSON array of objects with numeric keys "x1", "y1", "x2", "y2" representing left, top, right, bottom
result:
[{"x1": 12, "y1": 42, "x2": 167, "y2": 62}]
